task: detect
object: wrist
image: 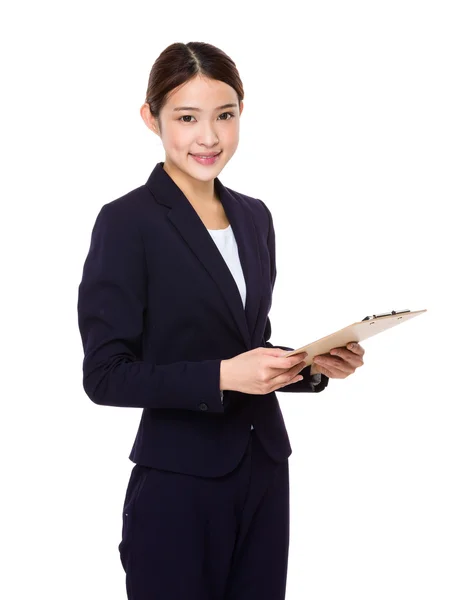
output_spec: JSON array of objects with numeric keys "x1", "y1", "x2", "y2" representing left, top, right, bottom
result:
[{"x1": 220, "y1": 359, "x2": 230, "y2": 391}]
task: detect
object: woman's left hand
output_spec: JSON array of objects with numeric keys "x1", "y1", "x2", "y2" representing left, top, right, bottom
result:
[{"x1": 310, "y1": 342, "x2": 365, "y2": 379}]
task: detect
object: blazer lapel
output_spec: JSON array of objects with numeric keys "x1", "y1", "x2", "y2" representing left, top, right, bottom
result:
[{"x1": 145, "y1": 162, "x2": 263, "y2": 349}]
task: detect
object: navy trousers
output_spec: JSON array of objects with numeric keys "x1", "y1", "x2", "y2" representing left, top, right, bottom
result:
[{"x1": 118, "y1": 429, "x2": 290, "y2": 599}]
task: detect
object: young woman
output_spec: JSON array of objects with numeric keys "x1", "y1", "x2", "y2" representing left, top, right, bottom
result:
[{"x1": 77, "y1": 41, "x2": 365, "y2": 600}]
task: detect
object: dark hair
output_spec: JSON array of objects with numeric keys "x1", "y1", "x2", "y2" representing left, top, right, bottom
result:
[{"x1": 144, "y1": 42, "x2": 244, "y2": 134}]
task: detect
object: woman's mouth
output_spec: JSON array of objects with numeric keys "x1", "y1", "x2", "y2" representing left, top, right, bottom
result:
[{"x1": 189, "y1": 151, "x2": 222, "y2": 166}]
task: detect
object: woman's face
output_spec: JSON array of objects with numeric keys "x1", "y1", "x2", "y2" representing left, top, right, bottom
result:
[{"x1": 142, "y1": 74, "x2": 243, "y2": 184}]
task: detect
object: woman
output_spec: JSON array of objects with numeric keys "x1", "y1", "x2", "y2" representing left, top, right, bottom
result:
[{"x1": 77, "y1": 41, "x2": 365, "y2": 600}]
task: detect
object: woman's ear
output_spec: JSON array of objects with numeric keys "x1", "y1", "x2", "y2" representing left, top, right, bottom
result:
[{"x1": 140, "y1": 103, "x2": 160, "y2": 136}]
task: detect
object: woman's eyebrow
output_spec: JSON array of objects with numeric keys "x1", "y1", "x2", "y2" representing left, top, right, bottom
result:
[{"x1": 172, "y1": 103, "x2": 238, "y2": 112}]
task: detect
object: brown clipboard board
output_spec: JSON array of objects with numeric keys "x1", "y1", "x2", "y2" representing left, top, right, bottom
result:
[{"x1": 283, "y1": 309, "x2": 427, "y2": 366}]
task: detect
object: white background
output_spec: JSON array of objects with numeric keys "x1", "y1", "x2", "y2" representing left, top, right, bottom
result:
[{"x1": 2, "y1": 1, "x2": 450, "y2": 598}]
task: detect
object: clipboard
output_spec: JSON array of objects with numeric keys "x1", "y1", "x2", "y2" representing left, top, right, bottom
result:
[{"x1": 283, "y1": 309, "x2": 427, "y2": 366}]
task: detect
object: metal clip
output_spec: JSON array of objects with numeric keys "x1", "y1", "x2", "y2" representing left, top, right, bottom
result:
[{"x1": 362, "y1": 309, "x2": 410, "y2": 321}]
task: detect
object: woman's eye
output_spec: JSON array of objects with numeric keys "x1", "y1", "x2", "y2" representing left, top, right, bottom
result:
[
  {"x1": 218, "y1": 112, "x2": 235, "y2": 120},
  {"x1": 178, "y1": 112, "x2": 235, "y2": 123}
]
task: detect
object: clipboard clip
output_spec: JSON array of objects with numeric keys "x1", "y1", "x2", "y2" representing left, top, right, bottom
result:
[{"x1": 362, "y1": 309, "x2": 410, "y2": 321}]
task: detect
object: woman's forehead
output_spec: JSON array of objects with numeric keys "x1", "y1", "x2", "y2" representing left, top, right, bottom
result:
[{"x1": 164, "y1": 77, "x2": 238, "y2": 111}]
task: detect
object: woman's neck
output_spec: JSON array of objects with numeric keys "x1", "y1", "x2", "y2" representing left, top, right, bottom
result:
[{"x1": 163, "y1": 160, "x2": 218, "y2": 207}]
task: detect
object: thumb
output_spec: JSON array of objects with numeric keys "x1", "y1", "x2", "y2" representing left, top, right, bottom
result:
[{"x1": 261, "y1": 347, "x2": 292, "y2": 357}]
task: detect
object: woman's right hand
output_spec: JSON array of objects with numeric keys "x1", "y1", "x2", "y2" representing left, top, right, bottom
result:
[{"x1": 220, "y1": 347, "x2": 308, "y2": 395}]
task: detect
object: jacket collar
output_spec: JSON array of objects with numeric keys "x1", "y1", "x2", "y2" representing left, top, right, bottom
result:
[{"x1": 145, "y1": 162, "x2": 263, "y2": 349}]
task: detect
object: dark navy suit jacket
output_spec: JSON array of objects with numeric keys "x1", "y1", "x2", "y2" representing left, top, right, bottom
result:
[{"x1": 77, "y1": 162, "x2": 328, "y2": 477}]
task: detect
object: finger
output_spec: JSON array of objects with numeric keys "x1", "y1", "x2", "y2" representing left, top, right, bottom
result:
[
  {"x1": 329, "y1": 348, "x2": 364, "y2": 368},
  {"x1": 269, "y1": 353, "x2": 308, "y2": 370},
  {"x1": 313, "y1": 356, "x2": 355, "y2": 374},
  {"x1": 273, "y1": 361, "x2": 307, "y2": 382},
  {"x1": 263, "y1": 347, "x2": 303, "y2": 357},
  {"x1": 289, "y1": 362, "x2": 307, "y2": 377},
  {"x1": 287, "y1": 351, "x2": 308, "y2": 362},
  {"x1": 346, "y1": 342, "x2": 365, "y2": 356},
  {"x1": 313, "y1": 363, "x2": 347, "y2": 379},
  {"x1": 270, "y1": 372, "x2": 304, "y2": 393}
]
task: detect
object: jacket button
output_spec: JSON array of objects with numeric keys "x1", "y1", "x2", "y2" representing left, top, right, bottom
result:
[{"x1": 198, "y1": 403, "x2": 208, "y2": 411}]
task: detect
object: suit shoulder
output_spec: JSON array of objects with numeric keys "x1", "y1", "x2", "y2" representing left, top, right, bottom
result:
[
  {"x1": 101, "y1": 183, "x2": 150, "y2": 217},
  {"x1": 223, "y1": 184, "x2": 269, "y2": 220},
  {"x1": 87, "y1": 185, "x2": 152, "y2": 243},
  {"x1": 91, "y1": 184, "x2": 154, "y2": 232}
]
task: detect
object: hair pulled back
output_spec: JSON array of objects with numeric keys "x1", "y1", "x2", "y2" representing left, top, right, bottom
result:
[{"x1": 144, "y1": 42, "x2": 244, "y2": 133}]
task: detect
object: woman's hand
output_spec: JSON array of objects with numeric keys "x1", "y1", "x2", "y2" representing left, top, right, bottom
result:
[
  {"x1": 310, "y1": 342, "x2": 365, "y2": 379},
  {"x1": 221, "y1": 347, "x2": 308, "y2": 395}
]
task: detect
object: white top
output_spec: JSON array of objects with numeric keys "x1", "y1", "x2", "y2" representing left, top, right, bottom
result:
[{"x1": 206, "y1": 224, "x2": 247, "y2": 309}]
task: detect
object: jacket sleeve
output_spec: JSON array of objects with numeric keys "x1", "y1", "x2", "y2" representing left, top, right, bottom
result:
[
  {"x1": 259, "y1": 199, "x2": 329, "y2": 394},
  {"x1": 77, "y1": 203, "x2": 225, "y2": 413}
]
